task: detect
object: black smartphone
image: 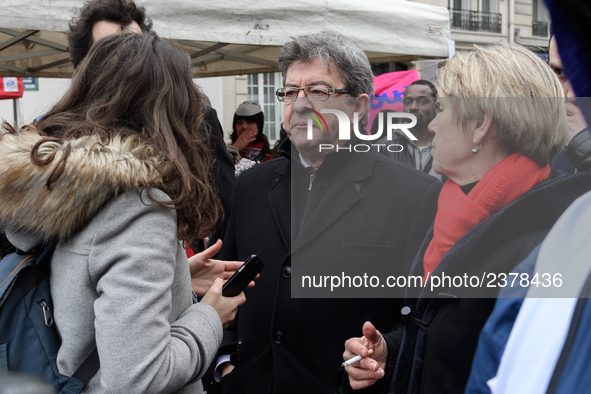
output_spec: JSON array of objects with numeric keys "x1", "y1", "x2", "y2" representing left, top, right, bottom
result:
[{"x1": 222, "y1": 255, "x2": 264, "y2": 297}]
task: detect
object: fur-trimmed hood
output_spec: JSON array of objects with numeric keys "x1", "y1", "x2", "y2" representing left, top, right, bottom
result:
[{"x1": 0, "y1": 128, "x2": 164, "y2": 244}]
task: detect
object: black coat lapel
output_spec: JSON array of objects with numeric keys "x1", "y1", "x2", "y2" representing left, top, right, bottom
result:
[
  {"x1": 268, "y1": 161, "x2": 291, "y2": 251},
  {"x1": 291, "y1": 151, "x2": 374, "y2": 253}
]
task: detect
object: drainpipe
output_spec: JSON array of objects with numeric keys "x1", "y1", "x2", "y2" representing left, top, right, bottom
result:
[{"x1": 509, "y1": 0, "x2": 515, "y2": 43}]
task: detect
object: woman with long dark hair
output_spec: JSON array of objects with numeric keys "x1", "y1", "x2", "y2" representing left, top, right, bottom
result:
[{"x1": 0, "y1": 33, "x2": 245, "y2": 393}]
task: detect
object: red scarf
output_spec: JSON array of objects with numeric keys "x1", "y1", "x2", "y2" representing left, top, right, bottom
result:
[
  {"x1": 423, "y1": 153, "x2": 550, "y2": 281},
  {"x1": 241, "y1": 141, "x2": 272, "y2": 162}
]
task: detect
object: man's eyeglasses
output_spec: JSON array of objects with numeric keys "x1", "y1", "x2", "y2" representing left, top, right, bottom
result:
[{"x1": 275, "y1": 85, "x2": 349, "y2": 103}]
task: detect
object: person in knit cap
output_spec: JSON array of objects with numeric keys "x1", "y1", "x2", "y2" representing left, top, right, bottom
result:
[{"x1": 230, "y1": 101, "x2": 272, "y2": 163}]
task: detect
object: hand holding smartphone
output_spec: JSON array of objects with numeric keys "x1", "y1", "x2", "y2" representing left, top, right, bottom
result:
[{"x1": 222, "y1": 255, "x2": 264, "y2": 297}]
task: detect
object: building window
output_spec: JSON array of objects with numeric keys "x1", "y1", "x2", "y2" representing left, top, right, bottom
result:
[
  {"x1": 247, "y1": 72, "x2": 283, "y2": 144},
  {"x1": 480, "y1": 0, "x2": 499, "y2": 14},
  {"x1": 532, "y1": 0, "x2": 549, "y2": 37},
  {"x1": 449, "y1": 0, "x2": 502, "y2": 33}
]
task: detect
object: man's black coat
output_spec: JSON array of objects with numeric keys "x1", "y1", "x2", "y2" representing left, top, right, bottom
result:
[{"x1": 216, "y1": 139, "x2": 441, "y2": 393}]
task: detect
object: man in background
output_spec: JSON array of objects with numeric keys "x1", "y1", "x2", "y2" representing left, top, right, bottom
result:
[
  {"x1": 375, "y1": 80, "x2": 441, "y2": 180},
  {"x1": 548, "y1": 34, "x2": 591, "y2": 173}
]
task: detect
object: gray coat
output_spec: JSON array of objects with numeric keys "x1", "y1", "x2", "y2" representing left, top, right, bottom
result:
[{"x1": 0, "y1": 130, "x2": 222, "y2": 393}]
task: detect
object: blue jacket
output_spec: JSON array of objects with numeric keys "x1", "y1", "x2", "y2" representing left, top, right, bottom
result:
[{"x1": 464, "y1": 245, "x2": 539, "y2": 394}]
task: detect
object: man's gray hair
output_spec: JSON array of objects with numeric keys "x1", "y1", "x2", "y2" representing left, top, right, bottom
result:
[{"x1": 277, "y1": 31, "x2": 374, "y2": 96}]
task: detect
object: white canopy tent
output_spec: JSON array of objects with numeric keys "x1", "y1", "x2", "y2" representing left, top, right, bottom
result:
[{"x1": 0, "y1": 0, "x2": 450, "y2": 78}]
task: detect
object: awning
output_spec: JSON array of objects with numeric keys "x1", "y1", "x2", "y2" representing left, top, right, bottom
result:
[{"x1": 0, "y1": 0, "x2": 450, "y2": 78}]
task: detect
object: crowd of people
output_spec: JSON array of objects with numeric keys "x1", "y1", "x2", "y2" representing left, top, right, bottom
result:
[{"x1": 0, "y1": 0, "x2": 590, "y2": 393}]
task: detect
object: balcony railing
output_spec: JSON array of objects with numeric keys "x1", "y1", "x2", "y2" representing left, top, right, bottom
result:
[
  {"x1": 450, "y1": 9, "x2": 502, "y2": 34},
  {"x1": 532, "y1": 20, "x2": 549, "y2": 37}
]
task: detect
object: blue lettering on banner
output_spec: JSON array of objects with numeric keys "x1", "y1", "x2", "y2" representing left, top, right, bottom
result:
[{"x1": 369, "y1": 87, "x2": 408, "y2": 110}]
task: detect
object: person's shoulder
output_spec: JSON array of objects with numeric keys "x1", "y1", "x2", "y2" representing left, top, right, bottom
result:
[
  {"x1": 202, "y1": 105, "x2": 217, "y2": 121},
  {"x1": 240, "y1": 156, "x2": 289, "y2": 178},
  {"x1": 373, "y1": 153, "x2": 441, "y2": 186},
  {"x1": 118, "y1": 187, "x2": 171, "y2": 202},
  {"x1": 101, "y1": 188, "x2": 174, "y2": 220},
  {"x1": 530, "y1": 170, "x2": 591, "y2": 197},
  {"x1": 232, "y1": 158, "x2": 290, "y2": 202},
  {"x1": 60, "y1": 188, "x2": 178, "y2": 261}
]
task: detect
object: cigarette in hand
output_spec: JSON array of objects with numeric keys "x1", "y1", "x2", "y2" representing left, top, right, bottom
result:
[{"x1": 341, "y1": 349, "x2": 374, "y2": 367}]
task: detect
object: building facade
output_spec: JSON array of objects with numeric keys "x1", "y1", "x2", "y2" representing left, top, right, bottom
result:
[
  {"x1": 212, "y1": 0, "x2": 551, "y2": 144},
  {"x1": 2, "y1": 2, "x2": 550, "y2": 145},
  {"x1": 413, "y1": 0, "x2": 550, "y2": 80}
]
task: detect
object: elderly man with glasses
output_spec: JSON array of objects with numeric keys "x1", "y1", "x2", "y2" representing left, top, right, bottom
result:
[{"x1": 212, "y1": 31, "x2": 441, "y2": 394}]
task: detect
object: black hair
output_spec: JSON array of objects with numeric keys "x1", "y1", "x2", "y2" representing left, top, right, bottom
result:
[
  {"x1": 68, "y1": 0, "x2": 152, "y2": 68},
  {"x1": 405, "y1": 79, "x2": 438, "y2": 98}
]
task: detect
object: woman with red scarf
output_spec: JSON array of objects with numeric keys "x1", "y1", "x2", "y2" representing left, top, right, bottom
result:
[{"x1": 342, "y1": 42, "x2": 591, "y2": 394}]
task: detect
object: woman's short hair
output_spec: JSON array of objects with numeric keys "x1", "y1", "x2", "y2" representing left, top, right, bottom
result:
[{"x1": 437, "y1": 42, "x2": 567, "y2": 166}]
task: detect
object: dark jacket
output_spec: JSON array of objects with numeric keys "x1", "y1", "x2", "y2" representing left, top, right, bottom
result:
[
  {"x1": 552, "y1": 128, "x2": 591, "y2": 174},
  {"x1": 0, "y1": 232, "x2": 15, "y2": 257},
  {"x1": 386, "y1": 171, "x2": 591, "y2": 394},
  {"x1": 203, "y1": 106, "x2": 235, "y2": 241},
  {"x1": 463, "y1": 245, "x2": 536, "y2": 394},
  {"x1": 217, "y1": 139, "x2": 441, "y2": 394},
  {"x1": 377, "y1": 134, "x2": 434, "y2": 175},
  {"x1": 567, "y1": 127, "x2": 591, "y2": 173}
]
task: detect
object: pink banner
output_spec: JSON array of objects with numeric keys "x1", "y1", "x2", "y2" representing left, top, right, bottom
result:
[{"x1": 367, "y1": 70, "x2": 419, "y2": 134}]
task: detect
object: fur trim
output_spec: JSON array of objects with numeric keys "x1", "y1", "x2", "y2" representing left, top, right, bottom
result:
[{"x1": 0, "y1": 128, "x2": 164, "y2": 241}]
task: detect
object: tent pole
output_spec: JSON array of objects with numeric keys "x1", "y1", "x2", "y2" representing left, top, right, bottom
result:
[{"x1": 12, "y1": 98, "x2": 19, "y2": 128}]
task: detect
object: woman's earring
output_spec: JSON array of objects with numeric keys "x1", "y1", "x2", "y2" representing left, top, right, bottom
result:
[{"x1": 471, "y1": 144, "x2": 482, "y2": 154}]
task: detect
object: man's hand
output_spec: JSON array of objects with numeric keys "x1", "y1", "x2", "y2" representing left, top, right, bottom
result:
[
  {"x1": 189, "y1": 239, "x2": 243, "y2": 296},
  {"x1": 343, "y1": 321, "x2": 388, "y2": 390},
  {"x1": 220, "y1": 362, "x2": 235, "y2": 378},
  {"x1": 566, "y1": 102, "x2": 588, "y2": 143}
]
